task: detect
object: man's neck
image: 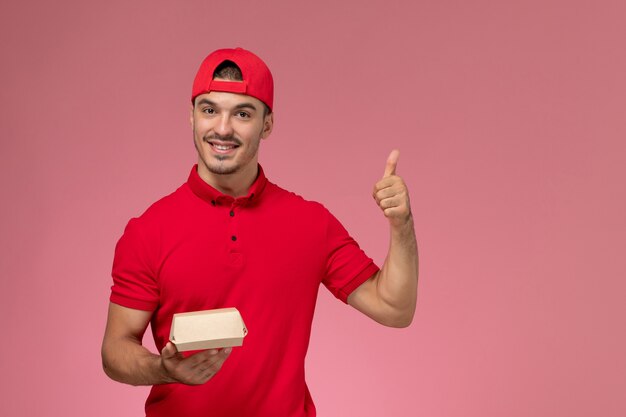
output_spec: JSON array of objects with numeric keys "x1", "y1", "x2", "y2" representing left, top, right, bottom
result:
[{"x1": 197, "y1": 161, "x2": 258, "y2": 198}]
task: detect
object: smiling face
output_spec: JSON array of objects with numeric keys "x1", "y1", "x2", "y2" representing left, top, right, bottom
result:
[{"x1": 191, "y1": 87, "x2": 273, "y2": 180}]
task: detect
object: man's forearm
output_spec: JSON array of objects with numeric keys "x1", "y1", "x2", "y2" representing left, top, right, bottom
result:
[
  {"x1": 102, "y1": 337, "x2": 173, "y2": 386},
  {"x1": 376, "y1": 215, "x2": 419, "y2": 324}
]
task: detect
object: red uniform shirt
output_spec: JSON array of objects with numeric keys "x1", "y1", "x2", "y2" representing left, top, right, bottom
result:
[{"x1": 110, "y1": 164, "x2": 379, "y2": 417}]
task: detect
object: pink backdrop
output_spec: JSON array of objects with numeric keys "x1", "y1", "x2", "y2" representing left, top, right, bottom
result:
[{"x1": 1, "y1": 0, "x2": 625, "y2": 416}]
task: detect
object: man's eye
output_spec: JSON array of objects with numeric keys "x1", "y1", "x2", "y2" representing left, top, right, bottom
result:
[
  {"x1": 203, "y1": 108, "x2": 215, "y2": 114},
  {"x1": 238, "y1": 112, "x2": 250, "y2": 118}
]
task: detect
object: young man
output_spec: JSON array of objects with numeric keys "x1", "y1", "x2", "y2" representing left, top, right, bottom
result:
[{"x1": 102, "y1": 47, "x2": 418, "y2": 417}]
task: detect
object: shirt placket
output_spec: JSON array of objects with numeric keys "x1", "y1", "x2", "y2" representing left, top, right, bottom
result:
[{"x1": 228, "y1": 197, "x2": 243, "y2": 266}]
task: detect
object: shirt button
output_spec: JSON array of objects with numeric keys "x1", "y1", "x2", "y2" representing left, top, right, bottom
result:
[
  {"x1": 231, "y1": 235, "x2": 237, "y2": 241},
  {"x1": 230, "y1": 210, "x2": 235, "y2": 217}
]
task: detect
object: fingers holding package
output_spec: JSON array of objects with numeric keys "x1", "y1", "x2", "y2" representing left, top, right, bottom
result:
[{"x1": 161, "y1": 342, "x2": 232, "y2": 385}]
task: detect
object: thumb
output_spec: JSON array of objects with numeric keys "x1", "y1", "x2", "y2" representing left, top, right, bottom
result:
[
  {"x1": 161, "y1": 342, "x2": 178, "y2": 359},
  {"x1": 383, "y1": 149, "x2": 400, "y2": 178}
]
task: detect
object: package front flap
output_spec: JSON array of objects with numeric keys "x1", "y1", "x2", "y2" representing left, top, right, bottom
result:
[{"x1": 169, "y1": 307, "x2": 248, "y2": 351}]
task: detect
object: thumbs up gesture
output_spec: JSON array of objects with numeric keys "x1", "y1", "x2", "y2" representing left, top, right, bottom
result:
[{"x1": 373, "y1": 150, "x2": 412, "y2": 228}]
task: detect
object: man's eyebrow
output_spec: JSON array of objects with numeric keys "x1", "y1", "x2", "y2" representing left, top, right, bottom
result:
[
  {"x1": 233, "y1": 103, "x2": 259, "y2": 111},
  {"x1": 195, "y1": 99, "x2": 258, "y2": 112},
  {"x1": 196, "y1": 98, "x2": 216, "y2": 107}
]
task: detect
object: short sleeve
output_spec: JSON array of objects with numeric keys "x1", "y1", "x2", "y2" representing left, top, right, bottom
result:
[
  {"x1": 322, "y1": 210, "x2": 380, "y2": 304},
  {"x1": 109, "y1": 217, "x2": 160, "y2": 311}
]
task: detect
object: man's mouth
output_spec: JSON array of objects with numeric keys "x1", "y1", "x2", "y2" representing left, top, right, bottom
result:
[
  {"x1": 211, "y1": 142, "x2": 237, "y2": 151},
  {"x1": 204, "y1": 138, "x2": 241, "y2": 154}
]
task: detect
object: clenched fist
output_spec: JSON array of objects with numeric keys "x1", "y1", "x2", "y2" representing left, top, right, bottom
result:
[{"x1": 372, "y1": 150, "x2": 412, "y2": 228}]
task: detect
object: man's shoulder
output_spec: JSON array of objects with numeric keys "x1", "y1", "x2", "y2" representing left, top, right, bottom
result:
[
  {"x1": 266, "y1": 181, "x2": 331, "y2": 217},
  {"x1": 126, "y1": 182, "x2": 190, "y2": 226}
]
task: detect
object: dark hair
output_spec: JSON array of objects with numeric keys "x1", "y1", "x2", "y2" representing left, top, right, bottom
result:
[{"x1": 213, "y1": 60, "x2": 271, "y2": 116}]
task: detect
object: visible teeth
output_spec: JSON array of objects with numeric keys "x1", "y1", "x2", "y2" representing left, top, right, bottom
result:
[{"x1": 213, "y1": 144, "x2": 235, "y2": 150}]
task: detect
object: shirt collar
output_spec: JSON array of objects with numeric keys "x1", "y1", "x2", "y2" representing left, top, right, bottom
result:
[{"x1": 187, "y1": 164, "x2": 268, "y2": 206}]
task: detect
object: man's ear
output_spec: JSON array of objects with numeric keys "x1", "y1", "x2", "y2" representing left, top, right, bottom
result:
[
  {"x1": 261, "y1": 112, "x2": 274, "y2": 140},
  {"x1": 189, "y1": 103, "x2": 194, "y2": 130}
]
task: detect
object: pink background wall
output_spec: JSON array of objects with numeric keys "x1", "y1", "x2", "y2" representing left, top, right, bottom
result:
[{"x1": 1, "y1": 0, "x2": 624, "y2": 416}]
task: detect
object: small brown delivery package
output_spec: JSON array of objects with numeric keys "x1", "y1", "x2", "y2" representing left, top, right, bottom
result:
[{"x1": 169, "y1": 307, "x2": 248, "y2": 352}]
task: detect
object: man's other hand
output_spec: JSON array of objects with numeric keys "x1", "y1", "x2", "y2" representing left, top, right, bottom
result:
[{"x1": 372, "y1": 149, "x2": 412, "y2": 228}]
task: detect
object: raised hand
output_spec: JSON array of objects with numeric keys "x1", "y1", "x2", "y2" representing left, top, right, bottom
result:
[
  {"x1": 372, "y1": 150, "x2": 412, "y2": 228},
  {"x1": 160, "y1": 342, "x2": 232, "y2": 385}
]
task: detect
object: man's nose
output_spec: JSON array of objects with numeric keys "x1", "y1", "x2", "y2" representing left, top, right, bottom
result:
[{"x1": 214, "y1": 114, "x2": 234, "y2": 137}]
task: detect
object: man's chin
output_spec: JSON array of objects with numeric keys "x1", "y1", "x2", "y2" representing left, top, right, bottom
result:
[{"x1": 207, "y1": 162, "x2": 239, "y2": 175}]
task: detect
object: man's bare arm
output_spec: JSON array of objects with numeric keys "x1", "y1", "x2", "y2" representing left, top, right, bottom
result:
[
  {"x1": 348, "y1": 150, "x2": 418, "y2": 327},
  {"x1": 101, "y1": 302, "x2": 231, "y2": 386}
]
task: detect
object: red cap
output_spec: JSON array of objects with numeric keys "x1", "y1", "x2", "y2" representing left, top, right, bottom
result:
[{"x1": 191, "y1": 47, "x2": 274, "y2": 111}]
